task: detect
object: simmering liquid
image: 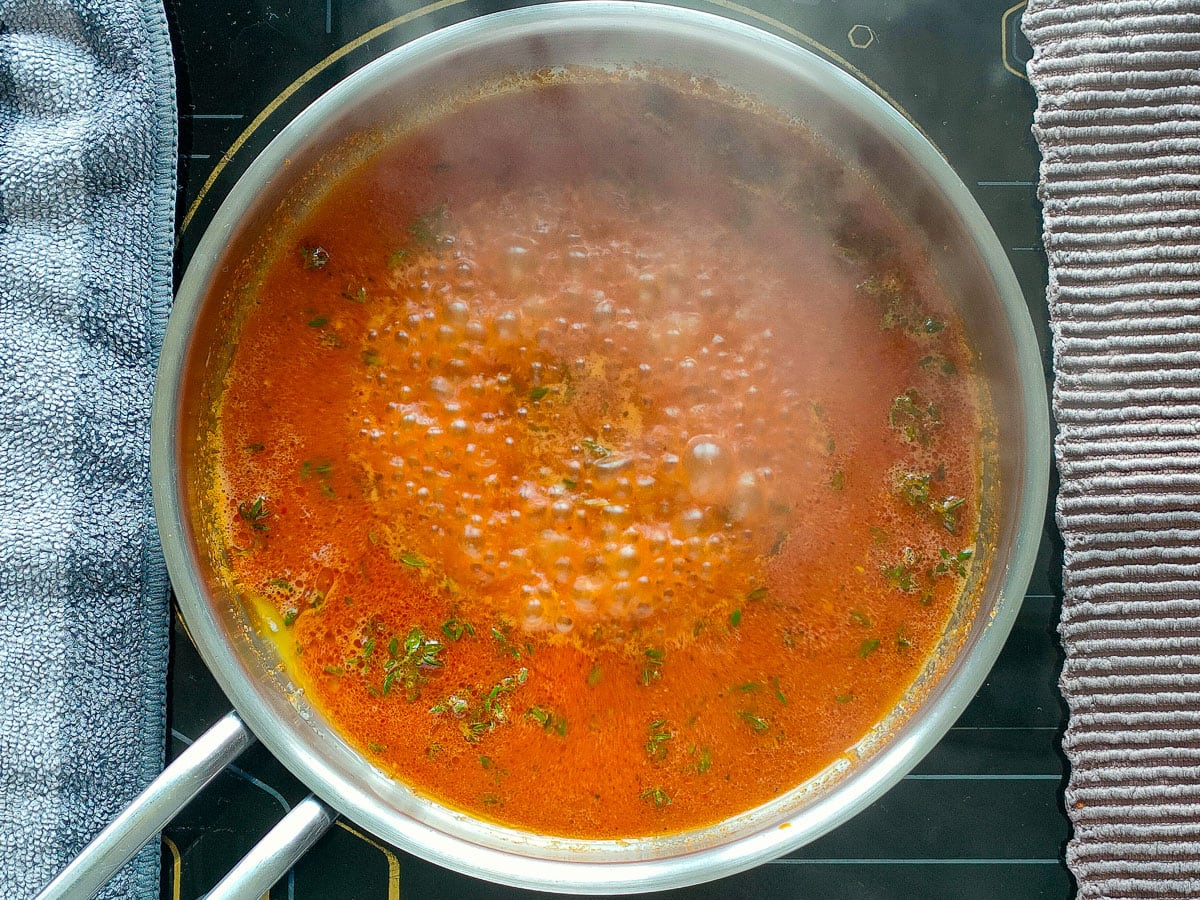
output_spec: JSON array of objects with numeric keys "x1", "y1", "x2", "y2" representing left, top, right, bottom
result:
[{"x1": 208, "y1": 76, "x2": 985, "y2": 837}]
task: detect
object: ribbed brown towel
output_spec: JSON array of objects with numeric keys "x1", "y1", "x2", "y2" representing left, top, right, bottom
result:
[{"x1": 1025, "y1": 2, "x2": 1200, "y2": 896}]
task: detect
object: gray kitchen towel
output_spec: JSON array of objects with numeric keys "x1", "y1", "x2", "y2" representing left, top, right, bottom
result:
[
  {"x1": 0, "y1": 0, "x2": 176, "y2": 898},
  {"x1": 1025, "y1": 1, "x2": 1200, "y2": 897}
]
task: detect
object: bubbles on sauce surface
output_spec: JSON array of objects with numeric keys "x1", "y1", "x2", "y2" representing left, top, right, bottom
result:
[
  {"x1": 319, "y1": 183, "x2": 838, "y2": 645},
  {"x1": 212, "y1": 76, "x2": 983, "y2": 840}
]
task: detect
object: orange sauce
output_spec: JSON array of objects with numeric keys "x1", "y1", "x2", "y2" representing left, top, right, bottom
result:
[{"x1": 209, "y1": 77, "x2": 983, "y2": 837}]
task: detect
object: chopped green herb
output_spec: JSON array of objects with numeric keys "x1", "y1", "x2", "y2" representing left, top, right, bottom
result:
[
  {"x1": 244, "y1": 442, "x2": 265, "y2": 453},
  {"x1": 835, "y1": 693, "x2": 855, "y2": 703},
  {"x1": 580, "y1": 437, "x2": 611, "y2": 458},
  {"x1": 734, "y1": 681, "x2": 761, "y2": 693},
  {"x1": 645, "y1": 719, "x2": 674, "y2": 761},
  {"x1": 562, "y1": 478, "x2": 577, "y2": 490},
  {"x1": 368, "y1": 742, "x2": 385, "y2": 754},
  {"x1": 282, "y1": 607, "x2": 299, "y2": 627},
  {"x1": 869, "y1": 526, "x2": 890, "y2": 546},
  {"x1": 640, "y1": 787, "x2": 672, "y2": 808},
  {"x1": 882, "y1": 547, "x2": 920, "y2": 593},
  {"x1": 426, "y1": 742, "x2": 443, "y2": 759},
  {"x1": 461, "y1": 721, "x2": 489, "y2": 742},
  {"x1": 300, "y1": 245, "x2": 329, "y2": 269},
  {"x1": 587, "y1": 664, "x2": 603, "y2": 686},
  {"x1": 380, "y1": 626, "x2": 444, "y2": 700},
  {"x1": 529, "y1": 385, "x2": 550, "y2": 402},
  {"x1": 737, "y1": 710, "x2": 770, "y2": 734},
  {"x1": 640, "y1": 647, "x2": 664, "y2": 685},
  {"x1": 480, "y1": 668, "x2": 527, "y2": 722},
  {"x1": 430, "y1": 693, "x2": 470, "y2": 717},
  {"x1": 729, "y1": 608, "x2": 743, "y2": 628},
  {"x1": 300, "y1": 460, "x2": 334, "y2": 500},
  {"x1": 694, "y1": 746, "x2": 713, "y2": 774},
  {"x1": 849, "y1": 609, "x2": 871, "y2": 627},
  {"x1": 387, "y1": 248, "x2": 409, "y2": 267},
  {"x1": 323, "y1": 665, "x2": 344, "y2": 675},
  {"x1": 931, "y1": 495, "x2": 966, "y2": 534},
  {"x1": 920, "y1": 354, "x2": 958, "y2": 376},
  {"x1": 896, "y1": 471, "x2": 932, "y2": 507},
  {"x1": 858, "y1": 638, "x2": 881, "y2": 658},
  {"x1": 341, "y1": 285, "x2": 367, "y2": 303},
  {"x1": 307, "y1": 316, "x2": 328, "y2": 328},
  {"x1": 746, "y1": 586, "x2": 768, "y2": 602},
  {"x1": 268, "y1": 578, "x2": 295, "y2": 593},
  {"x1": 362, "y1": 348, "x2": 382, "y2": 367},
  {"x1": 303, "y1": 459, "x2": 331, "y2": 477},
  {"x1": 830, "y1": 468, "x2": 845, "y2": 491},
  {"x1": 897, "y1": 627, "x2": 913, "y2": 652},
  {"x1": 889, "y1": 389, "x2": 940, "y2": 447},
  {"x1": 441, "y1": 617, "x2": 475, "y2": 641},
  {"x1": 525, "y1": 706, "x2": 568, "y2": 736},
  {"x1": 934, "y1": 547, "x2": 974, "y2": 578},
  {"x1": 399, "y1": 551, "x2": 427, "y2": 568},
  {"x1": 771, "y1": 676, "x2": 788, "y2": 706},
  {"x1": 238, "y1": 496, "x2": 270, "y2": 531},
  {"x1": 859, "y1": 272, "x2": 949, "y2": 337},
  {"x1": 490, "y1": 625, "x2": 522, "y2": 659}
]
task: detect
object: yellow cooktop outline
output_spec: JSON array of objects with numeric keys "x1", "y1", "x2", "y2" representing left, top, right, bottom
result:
[{"x1": 179, "y1": 0, "x2": 935, "y2": 238}]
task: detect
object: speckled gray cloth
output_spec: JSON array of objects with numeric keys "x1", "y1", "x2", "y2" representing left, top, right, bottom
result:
[
  {"x1": 1025, "y1": 2, "x2": 1200, "y2": 896},
  {"x1": 0, "y1": 1, "x2": 176, "y2": 898}
]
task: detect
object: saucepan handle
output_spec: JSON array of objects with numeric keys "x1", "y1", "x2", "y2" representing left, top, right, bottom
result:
[
  {"x1": 203, "y1": 795, "x2": 336, "y2": 900},
  {"x1": 36, "y1": 711, "x2": 256, "y2": 900}
]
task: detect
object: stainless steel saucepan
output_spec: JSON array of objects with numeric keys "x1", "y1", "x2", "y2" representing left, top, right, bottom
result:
[{"x1": 37, "y1": 4, "x2": 1049, "y2": 897}]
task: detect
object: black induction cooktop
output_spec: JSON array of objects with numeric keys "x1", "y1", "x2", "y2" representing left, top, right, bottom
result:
[{"x1": 163, "y1": 2, "x2": 1069, "y2": 897}]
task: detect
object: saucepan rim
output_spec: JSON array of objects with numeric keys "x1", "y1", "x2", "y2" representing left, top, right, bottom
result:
[{"x1": 151, "y1": 2, "x2": 1050, "y2": 892}]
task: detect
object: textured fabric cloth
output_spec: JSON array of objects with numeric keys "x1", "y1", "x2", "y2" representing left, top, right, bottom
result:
[
  {"x1": 1025, "y1": 2, "x2": 1200, "y2": 897},
  {"x1": 0, "y1": 1, "x2": 176, "y2": 898}
]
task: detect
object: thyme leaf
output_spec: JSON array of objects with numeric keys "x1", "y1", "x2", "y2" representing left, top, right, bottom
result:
[
  {"x1": 645, "y1": 719, "x2": 674, "y2": 761},
  {"x1": 238, "y1": 496, "x2": 270, "y2": 532},
  {"x1": 640, "y1": 787, "x2": 672, "y2": 808},
  {"x1": 889, "y1": 389, "x2": 940, "y2": 447},
  {"x1": 737, "y1": 710, "x2": 770, "y2": 734},
  {"x1": 640, "y1": 647, "x2": 664, "y2": 685}
]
